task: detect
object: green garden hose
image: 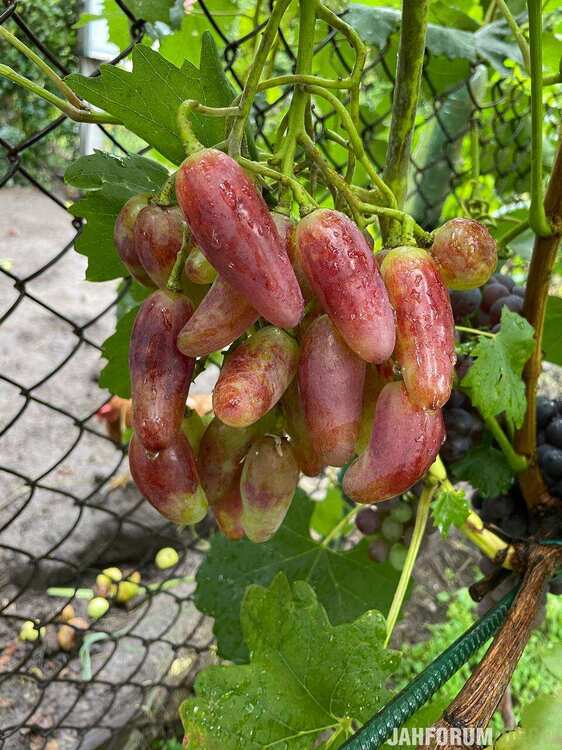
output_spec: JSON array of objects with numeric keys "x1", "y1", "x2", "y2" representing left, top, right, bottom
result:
[{"x1": 341, "y1": 583, "x2": 519, "y2": 749}]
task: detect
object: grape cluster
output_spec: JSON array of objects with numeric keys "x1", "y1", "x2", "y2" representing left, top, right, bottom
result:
[
  {"x1": 355, "y1": 494, "x2": 436, "y2": 571},
  {"x1": 537, "y1": 396, "x2": 562, "y2": 497},
  {"x1": 449, "y1": 272, "x2": 526, "y2": 330},
  {"x1": 441, "y1": 388, "x2": 483, "y2": 465},
  {"x1": 114, "y1": 146, "x2": 498, "y2": 542}
]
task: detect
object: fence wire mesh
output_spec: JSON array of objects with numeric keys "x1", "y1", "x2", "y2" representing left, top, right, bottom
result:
[{"x1": 0, "y1": 1, "x2": 556, "y2": 748}]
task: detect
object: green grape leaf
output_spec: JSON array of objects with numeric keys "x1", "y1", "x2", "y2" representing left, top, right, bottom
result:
[
  {"x1": 461, "y1": 308, "x2": 534, "y2": 431},
  {"x1": 431, "y1": 486, "x2": 469, "y2": 538},
  {"x1": 195, "y1": 490, "x2": 402, "y2": 662},
  {"x1": 65, "y1": 151, "x2": 168, "y2": 281},
  {"x1": 543, "y1": 295, "x2": 562, "y2": 367},
  {"x1": 99, "y1": 306, "x2": 139, "y2": 398},
  {"x1": 450, "y1": 437, "x2": 514, "y2": 498},
  {"x1": 309, "y1": 485, "x2": 346, "y2": 537},
  {"x1": 182, "y1": 573, "x2": 398, "y2": 749},
  {"x1": 347, "y1": 6, "x2": 521, "y2": 73},
  {"x1": 66, "y1": 33, "x2": 235, "y2": 164}
]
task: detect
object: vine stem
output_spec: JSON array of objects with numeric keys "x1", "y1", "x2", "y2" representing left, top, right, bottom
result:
[
  {"x1": 237, "y1": 156, "x2": 317, "y2": 209},
  {"x1": 382, "y1": 0, "x2": 429, "y2": 242},
  {"x1": 278, "y1": 0, "x2": 318, "y2": 198},
  {"x1": 384, "y1": 480, "x2": 436, "y2": 647},
  {"x1": 0, "y1": 64, "x2": 121, "y2": 124},
  {"x1": 483, "y1": 414, "x2": 528, "y2": 473},
  {"x1": 514, "y1": 139, "x2": 562, "y2": 510},
  {"x1": 494, "y1": 0, "x2": 531, "y2": 72},
  {"x1": 455, "y1": 325, "x2": 495, "y2": 339},
  {"x1": 166, "y1": 228, "x2": 190, "y2": 292},
  {"x1": 526, "y1": 0, "x2": 552, "y2": 237},
  {"x1": 0, "y1": 25, "x2": 83, "y2": 107},
  {"x1": 432, "y1": 457, "x2": 516, "y2": 568},
  {"x1": 228, "y1": 0, "x2": 292, "y2": 157}
]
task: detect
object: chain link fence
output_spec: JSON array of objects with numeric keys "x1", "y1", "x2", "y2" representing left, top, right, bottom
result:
[{"x1": 0, "y1": 1, "x2": 554, "y2": 748}]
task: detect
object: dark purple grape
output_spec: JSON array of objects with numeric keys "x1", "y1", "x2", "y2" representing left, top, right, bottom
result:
[
  {"x1": 444, "y1": 408, "x2": 482, "y2": 438},
  {"x1": 546, "y1": 418, "x2": 562, "y2": 449},
  {"x1": 447, "y1": 389, "x2": 471, "y2": 409},
  {"x1": 356, "y1": 508, "x2": 381, "y2": 535},
  {"x1": 492, "y1": 273, "x2": 515, "y2": 291},
  {"x1": 449, "y1": 288, "x2": 482, "y2": 321},
  {"x1": 513, "y1": 286, "x2": 526, "y2": 299},
  {"x1": 537, "y1": 397, "x2": 557, "y2": 428},
  {"x1": 481, "y1": 283, "x2": 509, "y2": 312},
  {"x1": 368, "y1": 539, "x2": 389, "y2": 563},
  {"x1": 491, "y1": 323, "x2": 501, "y2": 333},
  {"x1": 489, "y1": 294, "x2": 524, "y2": 325},
  {"x1": 441, "y1": 434, "x2": 473, "y2": 463},
  {"x1": 541, "y1": 446, "x2": 562, "y2": 480}
]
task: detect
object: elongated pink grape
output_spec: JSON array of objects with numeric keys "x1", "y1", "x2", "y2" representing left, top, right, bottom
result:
[
  {"x1": 197, "y1": 417, "x2": 256, "y2": 505},
  {"x1": 281, "y1": 379, "x2": 323, "y2": 477},
  {"x1": 184, "y1": 244, "x2": 217, "y2": 285},
  {"x1": 213, "y1": 327, "x2": 299, "y2": 428},
  {"x1": 175, "y1": 149, "x2": 304, "y2": 328},
  {"x1": 298, "y1": 315, "x2": 365, "y2": 466},
  {"x1": 134, "y1": 204, "x2": 184, "y2": 288},
  {"x1": 344, "y1": 381, "x2": 445, "y2": 503},
  {"x1": 240, "y1": 436, "x2": 299, "y2": 543},
  {"x1": 130, "y1": 290, "x2": 194, "y2": 452},
  {"x1": 113, "y1": 194, "x2": 154, "y2": 286},
  {"x1": 295, "y1": 209, "x2": 395, "y2": 363},
  {"x1": 129, "y1": 432, "x2": 207, "y2": 525},
  {"x1": 381, "y1": 246, "x2": 456, "y2": 410},
  {"x1": 177, "y1": 276, "x2": 258, "y2": 357},
  {"x1": 212, "y1": 470, "x2": 245, "y2": 540},
  {"x1": 431, "y1": 218, "x2": 497, "y2": 290}
]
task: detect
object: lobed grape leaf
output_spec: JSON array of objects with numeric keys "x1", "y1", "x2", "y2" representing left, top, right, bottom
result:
[
  {"x1": 194, "y1": 490, "x2": 402, "y2": 662},
  {"x1": 182, "y1": 573, "x2": 398, "y2": 749},
  {"x1": 450, "y1": 437, "x2": 514, "y2": 498},
  {"x1": 65, "y1": 151, "x2": 168, "y2": 281},
  {"x1": 543, "y1": 295, "x2": 562, "y2": 367},
  {"x1": 66, "y1": 33, "x2": 236, "y2": 164},
  {"x1": 461, "y1": 308, "x2": 534, "y2": 432},
  {"x1": 431, "y1": 486, "x2": 469, "y2": 538},
  {"x1": 98, "y1": 306, "x2": 139, "y2": 398}
]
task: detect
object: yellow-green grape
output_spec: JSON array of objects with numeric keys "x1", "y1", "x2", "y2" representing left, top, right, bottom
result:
[
  {"x1": 115, "y1": 571, "x2": 141, "y2": 603},
  {"x1": 96, "y1": 566, "x2": 123, "y2": 597},
  {"x1": 87, "y1": 596, "x2": 110, "y2": 620},
  {"x1": 155, "y1": 547, "x2": 180, "y2": 570},
  {"x1": 19, "y1": 620, "x2": 45, "y2": 642}
]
